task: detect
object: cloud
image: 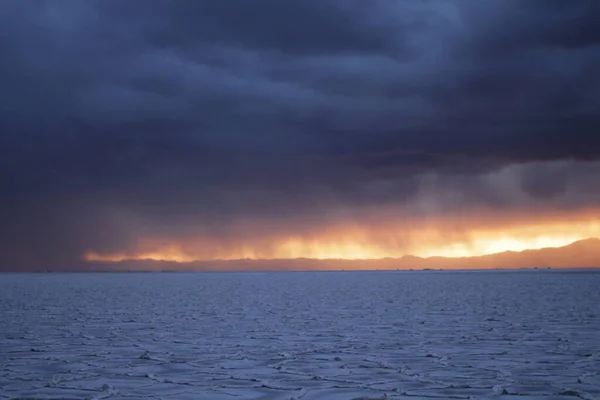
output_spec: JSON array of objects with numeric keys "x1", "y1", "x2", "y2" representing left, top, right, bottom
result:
[{"x1": 0, "y1": 0, "x2": 599, "y2": 269}]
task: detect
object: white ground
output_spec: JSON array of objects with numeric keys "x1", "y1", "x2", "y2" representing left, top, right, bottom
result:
[{"x1": 1, "y1": 271, "x2": 599, "y2": 400}]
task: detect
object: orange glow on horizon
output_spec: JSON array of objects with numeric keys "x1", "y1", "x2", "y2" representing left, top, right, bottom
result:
[{"x1": 84, "y1": 213, "x2": 600, "y2": 263}]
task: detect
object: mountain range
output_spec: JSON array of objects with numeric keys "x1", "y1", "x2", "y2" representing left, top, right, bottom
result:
[{"x1": 85, "y1": 238, "x2": 600, "y2": 271}]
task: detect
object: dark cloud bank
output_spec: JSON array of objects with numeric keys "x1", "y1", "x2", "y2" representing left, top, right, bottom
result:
[{"x1": 1, "y1": 0, "x2": 599, "y2": 270}]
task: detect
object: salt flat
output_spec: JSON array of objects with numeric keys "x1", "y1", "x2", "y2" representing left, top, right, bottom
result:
[{"x1": 1, "y1": 270, "x2": 599, "y2": 400}]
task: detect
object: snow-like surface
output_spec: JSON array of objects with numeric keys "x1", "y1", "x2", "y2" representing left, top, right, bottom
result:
[{"x1": 1, "y1": 271, "x2": 599, "y2": 400}]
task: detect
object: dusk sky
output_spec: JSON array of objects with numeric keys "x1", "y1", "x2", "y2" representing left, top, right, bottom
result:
[{"x1": 1, "y1": 1, "x2": 599, "y2": 270}]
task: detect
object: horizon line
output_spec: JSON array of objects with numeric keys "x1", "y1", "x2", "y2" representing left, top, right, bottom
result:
[{"x1": 85, "y1": 236, "x2": 600, "y2": 264}]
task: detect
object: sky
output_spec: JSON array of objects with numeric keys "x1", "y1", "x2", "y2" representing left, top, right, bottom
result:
[{"x1": 1, "y1": 0, "x2": 599, "y2": 270}]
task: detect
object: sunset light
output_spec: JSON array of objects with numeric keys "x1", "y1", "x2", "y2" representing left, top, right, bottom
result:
[{"x1": 84, "y1": 215, "x2": 600, "y2": 264}]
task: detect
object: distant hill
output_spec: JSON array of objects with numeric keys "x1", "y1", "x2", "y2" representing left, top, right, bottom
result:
[{"x1": 85, "y1": 238, "x2": 600, "y2": 271}]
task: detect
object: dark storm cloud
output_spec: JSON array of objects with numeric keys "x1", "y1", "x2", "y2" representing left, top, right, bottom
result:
[
  {"x1": 104, "y1": 1, "x2": 400, "y2": 55},
  {"x1": 1, "y1": 0, "x2": 599, "y2": 269}
]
